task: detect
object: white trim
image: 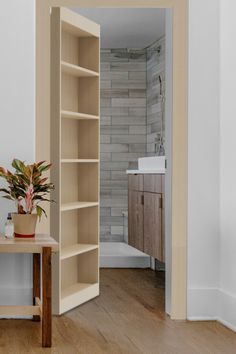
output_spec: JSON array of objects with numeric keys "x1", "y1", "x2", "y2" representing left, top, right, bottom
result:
[{"x1": 187, "y1": 287, "x2": 236, "y2": 332}]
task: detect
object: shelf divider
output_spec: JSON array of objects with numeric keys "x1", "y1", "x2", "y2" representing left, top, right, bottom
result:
[
  {"x1": 61, "y1": 159, "x2": 99, "y2": 163},
  {"x1": 61, "y1": 244, "x2": 99, "y2": 260},
  {"x1": 61, "y1": 110, "x2": 99, "y2": 121},
  {"x1": 61, "y1": 61, "x2": 99, "y2": 78},
  {"x1": 61, "y1": 201, "x2": 99, "y2": 212}
]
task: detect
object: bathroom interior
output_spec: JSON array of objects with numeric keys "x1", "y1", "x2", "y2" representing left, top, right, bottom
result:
[
  {"x1": 83, "y1": 6, "x2": 167, "y2": 285},
  {"x1": 51, "y1": 7, "x2": 171, "y2": 314}
]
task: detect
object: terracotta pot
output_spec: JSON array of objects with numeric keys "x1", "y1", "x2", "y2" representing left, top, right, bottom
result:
[{"x1": 12, "y1": 214, "x2": 38, "y2": 238}]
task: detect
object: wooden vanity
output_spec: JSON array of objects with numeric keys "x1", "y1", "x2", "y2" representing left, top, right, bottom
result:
[{"x1": 128, "y1": 173, "x2": 165, "y2": 263}]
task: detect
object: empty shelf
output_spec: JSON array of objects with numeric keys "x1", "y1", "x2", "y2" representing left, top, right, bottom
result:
[
  {"x1": 61, "y1": 159, "x2": 99, "y2": 163},
  {"x1": 61, "y1": 282, "x2": 99, "y2": 313},
  {"x1": 61, "y1": 110, "x2": 99, "y2": 120},
  {"x1": 61, "y1": 201, "x2": 99, "y2": 212},
  {"x1": 61, "y1": 244, "x2": 98, "y2": 260},
  {"x1": 61, "y1": 61, "x2": 99, "y2": 77}
]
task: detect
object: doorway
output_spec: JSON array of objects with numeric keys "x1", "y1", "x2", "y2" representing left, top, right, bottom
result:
[{"x1": 36, "y1": 0, "x2": 188, "y2": 320}]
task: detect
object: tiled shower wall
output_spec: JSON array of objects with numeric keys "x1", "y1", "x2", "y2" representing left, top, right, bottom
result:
[
  {"x1": 147, "y1": 37, "x2": 166, "y2": 155},
  {"x1": 100, "y1": 49, "x2": 147, "y2": 242},
  {"x1": 100, "y1": 38, "x2": 165, "y2": 242}
]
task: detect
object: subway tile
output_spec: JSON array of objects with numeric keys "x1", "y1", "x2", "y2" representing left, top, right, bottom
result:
[
  {"x1": 112, "y1": 189, "x2": 128, "y2": 197},
  {"x1": 111, "y1": 135, "x2": 146, "y2": 144},
  {"x1": 100, "y1": 62, "x2": 110, "y2": 71},
  {"x1": 111, "y1": 208, "x2": 126, "y2": 216},
  {"x1": 101, "y1": 98, "x2": 111, "y2": 108},
  {"x1": 112, "y1": 116, "x2": 146, "y2": 126},
  {"x1": 101, "y1": 107, "x2": 129, "y2": 116},
  {"x1": 101, "y1": 89, "x2": 129, "y2": 98},
  {"x1": 110, "y1": 62, "x2": 146, "y2": 71},
  {"x1": 111, "y1": 171, "x2": 128, "y2": 180},
  {"x1": 129, "y1": 71, "x2": 146, "y2": 80},
  {"x1": 100, "y1": 180, "x2": 128, "y2": 189},
  {"x1": 101, "y1": 80, "x2": 111, "y2": 89},
  {"x1": 129, "y1": 144, "x2": 146, "y2": 153},
  {"x1": 112, "y1": 98, "x2": 146, "y2": 108},
  {"x1": 100, "y1": 116, "x2": 111, "y2": 126},
  {"x1": 100, "y1": 153, "x2": 112, "y2": 161},
  {"x1": 101, "y1": 216, "x2": 124, "y2": 226},
  {"x1": 129, "y1": 125, "x2": 147, "y2": 134},
  {"x1": 101, "y1": 71, "x2": 129, "y2": 80},
  {"x1": 112, "y1": 80, "x2": 146, "y2": 89},
  {"x1": 100, "y1": 207, "x2": 111, "y2": 216},
  {"x1": 100, "y1": 225, "x2": 110, "y2": 237},
  {"x1": 101, "y1": 144, "x2": 129, "y2": 153},
  {"x1": 101, "y1": 197, "x2": 127, "y2": 208},
  {"x1": 101, "y1": 126, "x2": 129, "y2": 135},
  {"x1": 101, "y1": 234, "x2": 124, "y2": 242},
  {"x1": 129, "y1": 107, "x2": 146, "y2": 116},
  {"x1": 111, "y1": 226, "x2": 124, "y2": 235},
  {"x1": 129, "y1": 89, "x2": 146, "y2": 98},
  {"x1": 101, "y1": 162, "x2": 129, "y2": 171},
  {"x1": 100, "y1": 135, "x2": 111, "y2": 144},
  {"x1": 111, "y1": 152, "x2": 141, "y2": 162},
  {"x1": 100, "y1": 171, "x2": 111, "y2": 180},
  {"x1": 101, "y1": 52, "x2": 128, "y2": 62}
]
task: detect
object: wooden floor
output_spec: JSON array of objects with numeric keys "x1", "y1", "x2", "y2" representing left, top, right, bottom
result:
[{"x1": 0, "y1": 269, "x2": 235, "y2": 353}]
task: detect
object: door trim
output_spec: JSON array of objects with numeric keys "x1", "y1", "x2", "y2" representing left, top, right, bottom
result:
[{"x1": 36, "y1": 0, "x2": 188, "y2": 320}]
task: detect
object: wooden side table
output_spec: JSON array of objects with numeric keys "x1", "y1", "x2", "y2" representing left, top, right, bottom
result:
[{"x1": 0, "y1": 234, "x2": 59, "y2": 347}]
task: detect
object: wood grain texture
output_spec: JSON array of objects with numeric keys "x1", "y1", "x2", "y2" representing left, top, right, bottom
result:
[
  {"x1": 42, "y1": 247, "x2": 52, "y2": 347},
  {"x1": 0, "y1": 234, "x2": 58, "y2": 254},
  {"x1": 33, "y1": 254, "x2": 41, "y2": 321},
  {"x1": 144, "y1": 174, "x2": 163, "y2": 193},
  {"x1": 144, "y1": 192, "x2": 163, "y2": 261},
  {"x1": 128, "y1": 174, "x2": 144, "y2": 191},
  {"x1": 128, "y1": 190, "x2": 144, "y2": 251},
  {"x1": 0, "y1": 269, "x2": 235, "y2": 353}
]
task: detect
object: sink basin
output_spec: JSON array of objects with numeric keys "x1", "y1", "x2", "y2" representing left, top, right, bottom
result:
[{"x1": 138, "y1": 156, "x2": 165, "y2": 171}]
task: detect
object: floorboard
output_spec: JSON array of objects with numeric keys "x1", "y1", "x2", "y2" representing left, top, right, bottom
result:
[{"x1": 0, "y1": 269, "x2": 235, "y2": 353}]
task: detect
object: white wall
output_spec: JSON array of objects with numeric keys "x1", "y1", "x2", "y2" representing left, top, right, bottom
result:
[
  {"x1": 219, "y1": 0, "x2": 236, "y2": 331},
  {"x1": 187, "y1": 0, "x2": 220, "y2": 319},
  {"x1": 0, "y1": 0, "x2": 35, "y2": 309}
]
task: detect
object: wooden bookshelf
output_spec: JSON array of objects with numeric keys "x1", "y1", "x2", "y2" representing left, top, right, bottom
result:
[{"x1": 51, "y1": 7, "x2": 100, "y2": 315}]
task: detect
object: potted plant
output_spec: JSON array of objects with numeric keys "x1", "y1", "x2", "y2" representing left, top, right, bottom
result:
[{"x1": 0, "y1": 159, "x2": 54, "y2": 238}]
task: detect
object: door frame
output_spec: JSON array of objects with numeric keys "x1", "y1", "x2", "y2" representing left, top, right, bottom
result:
[{"x1": 36, "y1": 0, "x2": 188, "y2": 320}]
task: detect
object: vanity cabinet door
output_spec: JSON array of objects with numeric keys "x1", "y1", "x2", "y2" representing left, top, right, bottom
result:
[
  {"x1": 128, "y1": 190, "x2": 144, "y2": 251},
  {"x1": 128, "y1": 174, "x2": 143, "y2": 191},
  {"x1": 144, "y1": 192, "x2": 163, "y2": 261},
  {"x1": 144, "y1": 175, "x2": 162, "y2": 193}
]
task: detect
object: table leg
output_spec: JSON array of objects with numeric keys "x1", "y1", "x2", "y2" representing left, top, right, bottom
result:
[
  {"x1": 42, "y1": 247, "x2": 52, "y2": 348},
  {"x1": 33, "y1": 253, "x2": 41, "y2": 322}
]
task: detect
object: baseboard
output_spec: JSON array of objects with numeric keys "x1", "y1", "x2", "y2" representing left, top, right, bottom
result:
[
  {"x1": 218, "y1": 289, "x2": 236, "y2": 332},
  {"x1": 187, "y1": 287, "x2": 219, "y2": 319},
  {"x1": 188, "y1": 287, "x2": 236, "y2": 332},
  {"x1": 0, "y1": 286, "x2": 32, "y2": 319}
]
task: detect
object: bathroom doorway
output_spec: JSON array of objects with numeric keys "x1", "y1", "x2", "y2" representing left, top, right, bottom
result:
[{"x1": 36, "y1": 0, "x2": 188, "y2": 320}]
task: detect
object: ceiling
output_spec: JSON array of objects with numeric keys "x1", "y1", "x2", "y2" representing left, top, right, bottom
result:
[{"x1": 70, "y1": 8, "x2": 166, "y2": 48}]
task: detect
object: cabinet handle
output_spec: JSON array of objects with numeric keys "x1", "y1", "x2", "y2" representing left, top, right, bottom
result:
[
  {"x1": 141, "y1": 194, "x2": 144, "y2": 205},
  {"x1": 159, "y1": 197, "x2": 163, "y2": 209}
]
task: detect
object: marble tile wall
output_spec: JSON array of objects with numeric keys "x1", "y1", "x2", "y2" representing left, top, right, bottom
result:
[{"x1": 100, "y1": 48, "x2": 147, "y2": 242}]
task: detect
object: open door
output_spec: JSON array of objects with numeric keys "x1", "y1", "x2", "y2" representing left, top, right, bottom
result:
[{"x1": 50, "y1": 7, "x2": 100, "y2": 315}]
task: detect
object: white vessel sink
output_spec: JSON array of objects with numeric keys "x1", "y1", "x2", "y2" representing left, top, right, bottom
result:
[{"x1": 138, "y1": 156, "x2": 165, "y2": 171}]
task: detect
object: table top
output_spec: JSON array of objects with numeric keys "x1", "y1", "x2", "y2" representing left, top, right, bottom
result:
[{"x1": 0, "y1": 234, "x2": 59, "y2": 253}]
